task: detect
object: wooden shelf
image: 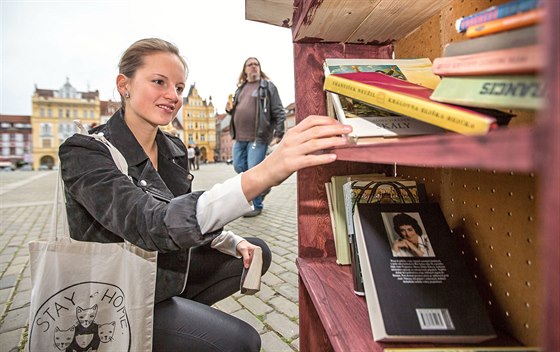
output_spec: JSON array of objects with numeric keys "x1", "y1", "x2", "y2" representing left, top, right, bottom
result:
[
  {"x1": 298, "y1": 257, "x2": 523, "y2": 352},
  {"x1": 331, "y1": 126, "x2": 534, "y2": 173}
]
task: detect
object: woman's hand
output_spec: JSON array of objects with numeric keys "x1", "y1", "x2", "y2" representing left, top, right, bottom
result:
[
  {"x1": 236, "y1": 239, "x2": 259, "y2": 269},
  {"x1": 241, "y1": 115, "x2": 352, "y2": 201}
]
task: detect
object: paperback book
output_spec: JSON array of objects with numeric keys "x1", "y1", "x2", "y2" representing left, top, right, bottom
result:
[
  {"x1": 443, "y1": 25, "x2": 538, "y2": 57},
  {"x1": 240, "y1": 246, "x2": 263, "y2": 295},
  {"x1": 465, "y1": 8, "x2": 543, "y2": 38},
  {"x1": 430, "y1": 75, "x2": 544, "y2": 110},
  {"x1": 433, "y1": 45, "x2": 543, "y2": 76},
  {"x1": 455, "y1": 0, "x2": 542, "y2": 32},
  {"x1": 324, "y1": 71, "x2": 500, "y2": 135},
  {"x1": 353, "y1": 202, "x2": 496, "y2": 342}
]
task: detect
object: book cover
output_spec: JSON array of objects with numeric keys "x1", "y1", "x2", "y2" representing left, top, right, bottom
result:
[
  {"x1": 240, "y1": 246, "x2": 263, "y2": 295},
  {"x1": 465, "y1": 8, "x2": 543, "y2": 39},
  {"x1": 328, "y1": 92, "x2": 448, "y2": 142},
  {"x1": 343, "y1": 179, "x2": 425, "y2": 296},
  {"x1": 455, "y1": 0, "x2": 542, "y2": 32},
  {"x1": 324, "y1": 57, "x2": 440, "y2": 89},
  {"x1": 353, "y1": 202, "x2": 496, "y2": 342},
  {"x1": 323, "y1": 72, "x2": 499, "y2": 135},
  {"x1": 443, "y1": 25, "x2": 538, "y2": 57},
  {"x1": 433, "y1": 44, "x2": 543, "y2": 76},
  {"x1": 430, "y1": 75, "x2": 544, "y2": 110}
]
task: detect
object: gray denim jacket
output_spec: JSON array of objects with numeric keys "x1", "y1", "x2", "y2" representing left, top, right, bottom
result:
[{"x1": 59, "y1": 109, "x2": 223, "y2": 303}]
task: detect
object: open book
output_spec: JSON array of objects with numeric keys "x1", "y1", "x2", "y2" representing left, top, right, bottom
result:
[{"x1": 240, "y1": 246, "x2": 263, "y2": 295}]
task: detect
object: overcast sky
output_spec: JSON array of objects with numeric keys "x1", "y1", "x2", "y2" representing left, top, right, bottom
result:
[{"x1": 1, "y1": 0, "x2": 295, "y2": 116}]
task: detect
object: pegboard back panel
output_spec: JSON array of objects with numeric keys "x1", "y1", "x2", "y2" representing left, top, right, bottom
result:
[
  {"x1": 394, "y1": 0, "x2": 537, "y2": 127},
  {"x1": 398, "y1": 166, "x2": 540, "y2": 346}
]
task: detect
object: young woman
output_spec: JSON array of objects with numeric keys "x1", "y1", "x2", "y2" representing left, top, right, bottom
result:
[{"x1": 59, "y1": 38, "x2": 352, "y2": 351}]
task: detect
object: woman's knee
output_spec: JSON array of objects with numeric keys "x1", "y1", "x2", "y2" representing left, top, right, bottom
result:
[{"x1": 246, "y1": 237, "x2": 272, "y2": 275}]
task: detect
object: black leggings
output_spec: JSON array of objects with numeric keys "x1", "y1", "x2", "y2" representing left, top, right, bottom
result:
[{"x1": 152, "y1": 238, "x2": 272, "y2": 352}]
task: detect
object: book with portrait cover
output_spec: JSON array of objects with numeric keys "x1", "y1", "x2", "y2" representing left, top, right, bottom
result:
[{"x1": 353, "y1": 202, "x2": 496, "y2": 342}]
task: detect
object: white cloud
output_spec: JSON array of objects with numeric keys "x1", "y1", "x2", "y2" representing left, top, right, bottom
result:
[{"x1": 0, "y1": 0, "x2": 295, "y2": 115}]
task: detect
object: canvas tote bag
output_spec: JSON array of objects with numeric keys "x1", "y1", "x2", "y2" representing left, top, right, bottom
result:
[{"x1": 27, "y1": 126, "x2": 157, "y2": 352}]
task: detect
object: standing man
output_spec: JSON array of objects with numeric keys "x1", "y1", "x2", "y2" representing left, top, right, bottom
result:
[
  {"x1": 194, "y1": 144, "x2": 201, "y2": 170},
  {"x1": 226, "y1": 57, "x2": 286, "y2": 217}
]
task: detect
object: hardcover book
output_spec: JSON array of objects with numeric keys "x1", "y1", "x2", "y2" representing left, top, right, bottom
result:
[
  {"x1": 342, "y1": 179, "x2": 426, "y2": 296},
  {"x1": 324, "y1": 58, "x2": 445, "y2": 142},
  {"x1": 465, "y1": 8, "x2": 543, "y2": 38},
  {"x1": 430, "y1": 75, "x2": 544, "y2": 110},
  {"x1": 353, "y1": 202, "x2": 496, "y2": 342},
  {"x1": 443, "y1": 25, "x2": 538, "y2": 57},
  {"x1": 433, "y1": 44, "x2": 543, "y2": 76},
  {"x1": 324, "y1": 72, "x2": 500, "y2": 135},
  {"x1": 327, "y1": 92, "x2": 447, "y2": 143},
  {"x1": 455, "y1": 0, "x2": 542, "y2": 32}
]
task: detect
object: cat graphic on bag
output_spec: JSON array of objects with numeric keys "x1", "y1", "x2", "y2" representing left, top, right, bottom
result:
[{"x1": 53, "y1": 304, "x2": 116, "y2": 352}]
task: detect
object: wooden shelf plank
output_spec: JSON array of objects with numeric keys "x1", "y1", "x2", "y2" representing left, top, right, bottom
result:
[
  {"x1": 331, "y1": 127, "x2": 534, "y2": 173},
  {"x1": 297, "y1": 257, "x2": 379, "y2": 351},
  {"x1": 298, "y1": 257, "x2": 524, "y2": 351}
]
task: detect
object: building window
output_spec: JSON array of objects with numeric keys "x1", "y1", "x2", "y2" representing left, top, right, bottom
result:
[
  {"x1": 48, "y1": 108, "x2": 52, "y2": 117},
  {"x1": 66, "y1": 109, "x2": 70, "y2": 118},
  {"x1": 73, "y1": 109, "x2": 78, "y2": 118},
  {"x1": 40, "y1": 108, "x2": 45, "y2": 117},
  {"x1": 40, "y1": 123, "x2": 53, "y2": 137},
  {"x1": 42, "y1": 139, "x2": 52, "y2": 148},
  {"x1": 83, "y1": 110, "x2": 88, "y2": 118},
  {"x1": 90, "y1": 110, "x2": 94, "y2": 118},
  {"x1": 59, "y1": 109, "x2": 63, "y2": 118}
]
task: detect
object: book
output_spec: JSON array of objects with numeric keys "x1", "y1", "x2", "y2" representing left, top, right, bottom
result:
[
  {"x1": 324, "y1": 57, "x2": 441, "y2": 89},
  {"x1": 433, "y1": 44, "x2": 544, "y2": 76},
  {"x1": 455, "y1": 0, "x2": 542, "y2": 32},
  {"x1": 324, "y1": 58, "x2": 446, "y2": 142},
  {"x1": 443, "y1": 25, "x2": 538, "y2": 57},
  {"x1": 327, "y1": 92, "x2": 448, "y2": 142},
  {"x1": 384, "y1": 348, "x2": 541, "y2": 352},
  {"x1": 342, "y1": 179, "x2": 426, "y2": 295},
  {"x1": 323, "y1": 71, "x2": 500, "y2": 135},
  {"x1": 430, "y1": 75, "x2": 544, "y2": 110},
  {"x1": 465, "y1": 8, "x2": 543, "y2": 39},
  {"x1": 329, "y1": 173, "x2": 412, "y2": 266},
  {"x1": 240, "y1": 246, "x2": 263, "y2": 295},
  {"x1": 353, "y1": 202, "x2": 496, "y2": 342}
]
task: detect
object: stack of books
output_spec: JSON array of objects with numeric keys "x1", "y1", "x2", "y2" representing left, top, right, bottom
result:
[{"x1": 430, "y1": 0, "x2": 545, "y2": 110}]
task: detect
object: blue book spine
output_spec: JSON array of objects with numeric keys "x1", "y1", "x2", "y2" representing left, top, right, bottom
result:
[{"x1": 455, "y1": 0, "x2": 542, "y2": 32}]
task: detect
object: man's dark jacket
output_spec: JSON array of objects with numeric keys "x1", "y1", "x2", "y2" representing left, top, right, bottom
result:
[
  {"x1": 59, "y1": 110, "x2": 222, "y2": 303},
  {"x1": 229, "y1": 79, "x2": 286, "y2": 144}
]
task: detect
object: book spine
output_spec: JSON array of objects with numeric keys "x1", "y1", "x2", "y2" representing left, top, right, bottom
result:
[
  {"x1": 455, "y1": 0, "x2": 541, "y2": 32},
  {"x1": 430, "y1": 75, "x2": 543, "y2": 110},
  {"x1": 433, "y1": 45, "x2": 543, "y2": 76},
  {"x1": 443, "y1": 26, "x2": 538, "y2": 57},
  {"x1": 323, "y1": 75, "x2": 497, "y2": 135},
  {"x1": 465, "y1": 8, "x2": 543, "y2": 38}
]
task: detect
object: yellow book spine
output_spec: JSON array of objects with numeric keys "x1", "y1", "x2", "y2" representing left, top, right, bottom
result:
[{"x1": 324, "y1": 75, "x2": 495, "y2": 135}]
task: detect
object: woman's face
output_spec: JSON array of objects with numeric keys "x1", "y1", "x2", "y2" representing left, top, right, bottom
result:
[
  {"x1": 123, "y1": 52, "x2": 186, "y2": 128},
  {"x1": 398, "y1": 225, "x2": 419, "y2": 242}
]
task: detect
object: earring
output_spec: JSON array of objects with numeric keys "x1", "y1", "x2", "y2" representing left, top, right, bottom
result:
[{"x1": 125, "y1": 91, "x2": 130, "y2": 99}]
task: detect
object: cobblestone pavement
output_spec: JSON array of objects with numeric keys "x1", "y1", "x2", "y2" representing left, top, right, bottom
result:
[{"x1": 0, "y1": 163, "x2": 300, "y2": 352}]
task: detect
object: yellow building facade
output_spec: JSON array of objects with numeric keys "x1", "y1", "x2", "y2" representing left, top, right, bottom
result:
[
  {"x1": 182, "y1": 84, "x2": 217, "y2": 163},
  {"x1": 31, "y1": 78, "x2": 101, "y2": 169}
]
